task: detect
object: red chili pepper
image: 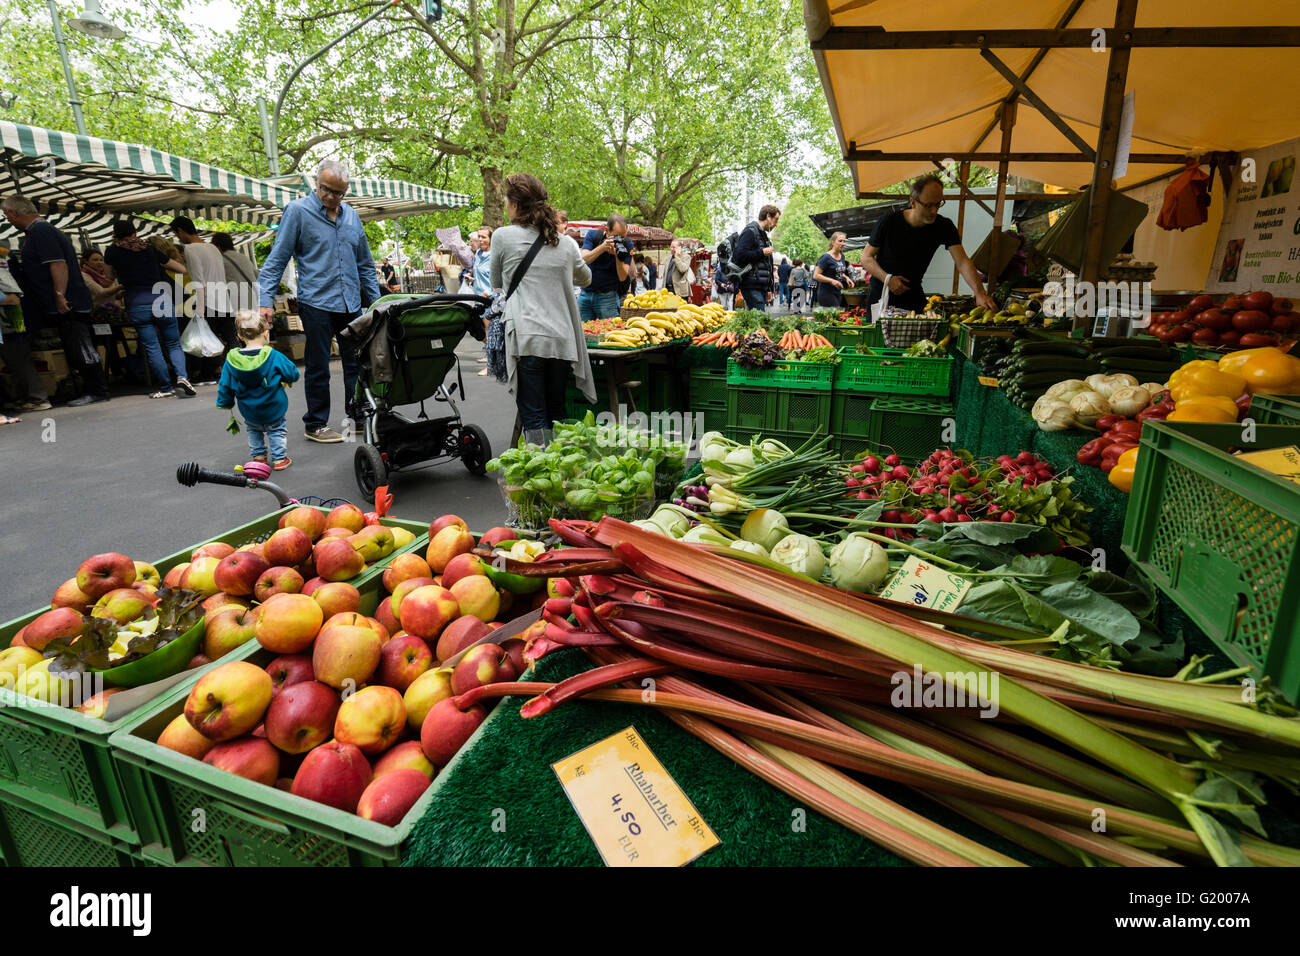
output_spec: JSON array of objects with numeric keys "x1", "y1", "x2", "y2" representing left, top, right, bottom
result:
[
  {"x1": 1095, "y1": 414, "x2": 1127, "y2": 433},
  {"x1": 1106, "y1": 420, "x2": 1144, "y2": 442},
  {"x1": 1136, "y1": 403, "x2": 1173, "y2": 422},
  {"x1": 1101, "y1": 440, "x2": 1139, "y2": 464},
  {"x1": 1075, "y1": 436, "x2": 1113, "y2": 467}
]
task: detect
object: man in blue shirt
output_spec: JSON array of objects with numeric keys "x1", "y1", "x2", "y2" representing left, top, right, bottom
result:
[
  {"x1": 470, "y1": 227, "x2": 493, "y2": 296},
  {"x1": 777, "y1": 258, "x2": 793, "y2": 308},
  {"x1": 258, "y1": 160, "x2": 382, "y2": 443},
  {"x1": 578, "y1": 214, "x2": 633, "y2": 321}
]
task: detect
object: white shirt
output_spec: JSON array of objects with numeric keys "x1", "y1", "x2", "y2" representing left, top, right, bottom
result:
[{"x1": 183, "y1": 241, "x2": 233, "y2": 316}]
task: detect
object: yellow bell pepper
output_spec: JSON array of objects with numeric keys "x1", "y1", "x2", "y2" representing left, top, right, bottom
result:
[
  {"x1": 1218, "y1": 347, "x2": 1281, "y2": 377},
  {"x1": 1169, "y1": 360, "x2": 1220, "y2": 388},
  {"x1": 1166, "y1": 404, "x2": 1237, "y2": 423},
  {"x1": 1173, "y1": 394, "x2": 1239, "y2": 418},
  {"x1": 1108, "y1": 447, "x2": 1139, "y2": 493},
  {"x1": 1168, "y1": 366, "x2": 1246, "y2": 404},
  {"x1": 1238, "y1": 350, "x2": 1300, "y2": 394}
]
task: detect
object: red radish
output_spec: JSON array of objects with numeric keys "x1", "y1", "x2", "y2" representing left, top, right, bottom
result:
[
  {"x1": 846, "y1": 477, "x2": 861, "y2": 487},
  {"x1": 1000, "y1": 511, "x2": 1016, "y2": 523},
  {"x1": 890, "y1": 465, "x2": 911, "y2": 480},
  {"x1": 884, "y1": 454, "x2": 901, "y2": 467},
  {"x1": 850, "y1": 463, "x2": 867, "y2": 474},
  {"x1": 938, "y1": 507, "x2": 958, "y2": 523},
  {"x1": 862, "y1": 456, "x2": 880, "y2": 474},
  {"x1": 956, "y1": 514, "x2": 973, "y2": 522}
]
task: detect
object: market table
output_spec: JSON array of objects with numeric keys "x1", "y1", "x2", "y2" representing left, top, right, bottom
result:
[{"x1": 585, "y1": 343, "x2": 686, "y2": 415}]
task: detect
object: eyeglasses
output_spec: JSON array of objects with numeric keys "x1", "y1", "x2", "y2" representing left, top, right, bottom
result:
[
  {"x1": 915, "y1": 199, "x2": 945, "y2": 211},
  {"x1": 317, "y1": 182, "x2": 347, "y2": 198}
]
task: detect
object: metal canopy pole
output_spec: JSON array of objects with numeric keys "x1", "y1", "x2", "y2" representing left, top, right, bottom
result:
[
  {"x1": 990, "y1": 100, "x2": 1017, "y2": 286},
  {"x1": 953, "y1": 161, "x2": 968, "y2": 293}
]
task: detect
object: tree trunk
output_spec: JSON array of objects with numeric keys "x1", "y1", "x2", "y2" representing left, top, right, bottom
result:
[{"x1": 480, "y1": 165, "x2": 505, "y2": 228}]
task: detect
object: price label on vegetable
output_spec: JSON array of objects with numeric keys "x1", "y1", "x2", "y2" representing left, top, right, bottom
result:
[
  {"x1": 878, "y1": 556, "x2": 971, "y2": 619},
  {"x1": 552, "y1": 726, "x2": 719, "y2": 867}
]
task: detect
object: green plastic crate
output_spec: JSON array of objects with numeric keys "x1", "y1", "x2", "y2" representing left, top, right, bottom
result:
[
  {"x1": 110, "y1": 644, "x2": 509, "y2": 867},
  {"x1": 831, "y1": 390, "x2": 878, "y2": 440},
  {"x1": 693, "y1": 404, "x2": 727, "y2": 434},
  {"x1": 956, "y1": 325, "x2": 1015, "y2": 360},
  {"x1": 835, "y1": 347, "x2": 953, "y2": 396},
  {"x1": 0, "y1": 784, "x2": 141, "y2": 867},
  {"x1": 726, "y1": 357, "x2": 836, "y2": 391},
  {"x1": 648, "y1": 368, "x2": 685, "y2": 414},
  {"x1": 1250, "y1": 394, "x2": 1300, "y2": 425},
  {"x1": 823, "y1": 323, "x2": 882, "y2": 350},
  {"x1": 866, "y1": 397, "x2": 954, "y2": 463},
  {"x1": 726, "y1": 385, "x2": 779, "y2": 432},
  {"x1": 1121, "y1": 421, "x2": 1300, "y2": 702},
  {"x1": 776, "y1": 389, "x2": 834, "y2": 435},
  {"x1": 688, "y1": 368, "x2": 728, "y2": 408},
  {"x1": 0, "y1": 506, "x2": 426, "y2": 848}
]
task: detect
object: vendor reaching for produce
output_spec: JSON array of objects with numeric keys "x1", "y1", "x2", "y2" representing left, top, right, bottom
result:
[{"x1": 861, "y1": 174, "x2": 995, "y2": 314}]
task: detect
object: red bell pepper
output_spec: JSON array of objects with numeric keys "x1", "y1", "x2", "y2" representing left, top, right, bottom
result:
[
  {"x1": 1105, "y1": 420, "x2": 1144, "y2": 442},
  {"x1": 1076, "y1": 436, "x2": 1115, "y2": 467},
  {"x1": 1136, "y1": 402, "x2": 1174, "y2": 422},
  {"x1": 1236, "y1": 393, "x2": 1252, "y2": 421},
  {"x1": 1095, "y1": 414, "x2": 1127, "y2": 433},
  {"x1": 1101, "y1": 441, "x2": 1139, "y2": 466}
]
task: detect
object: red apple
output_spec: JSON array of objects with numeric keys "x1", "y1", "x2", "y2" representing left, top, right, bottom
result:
[
  {"x1": 450, "y1": 643, "x2": 513, "y2": 696},
  {"x1": 163, "y1": 563, "x2": 189, "y2": 590},
  {"x1": 201, "y1": 592, "x2": 250, "y2": 617},
  {"x1": 478, "y1": 527, "x2": 518, "y2": 548},
  {"x1": 50, "y1": 578, "x2": 93, "y2": 613},
  {"x1": 323, "y1": 612, "x2": 388, "y2": 645},
  {"x1": 263, "y1": 527, "x2": 313, "y2": 567},
  {"x1": 190, "y1": 542, "x2": 234, "y2": 562},
  {"x1": 372, "y1": 740, "x2": 436, "y2": 780},
  {"x1": 203, "y1": 605, "x2": 259, "y2": 660},
  {"x1": 378, "y1": 633, "x2": 433, "y2": 691},
  {"x1": 382, "y1": 553, "x2": 434, "y2": 594},
  {"x1": 254, "y1": 592, "x2": 324, "y2": 654},
  {"x1": 403, "y1": 667, "x2": 455, "y2": 731},
  {"x1": 312, "y1": 624, "x2": 382, "y2": 689},
  {"x1": 75, "y1": 552, "x2": 137, "y2": 600},
  {"x1": 184, "y1": 661, "x2": 274, "y2": 741},
  {"x1": 236, "y1": 542, "x2": 268, "y2": 561},
  {"x1": 157, "y1": 713, "x2": 217, "y2": 759},
  {"x1": 291, "y1": 741, "x2": 371, "y2": 812},
  {"x1": 440, "y1": 552, "x2": 487, "y2": 590},
  {"x1": 449, "y1": 576, "x2": 500, "y2": 623},
  {"x1": 204, "y1": 737, "x2": 280, "y2": 786},
  {"x1": 21, "y1": 607, "x2": 85, "y2": 651},
  {"x1": 214, "y1": 551, "x2": 270, "y2": 597},
  {"x1": 76, "y1": 687, "x2": 126, "y2": 719},
  {"x1": 326, "y1": 503, "x2": 367, "y2": 534},
  {"x1": 132, "y1": 561, "x2": 161, "y2": 588},
  {"x1": 265, "y1": 681, "x2": 341, "y2": 754},
  {"x1": 186, "y1": 653, "x2": 211, "y2": 671},
  {"x1": 420, "y1": 697, "x2": 487, "y2": 768},
  {"x1": 335, "y1": 685, "x2": 406, "y2": 755},
  {"x1": 300, "y1": 576, "x2": 327, "y2": 597},
  {"x1": 425, "y1": 526, "x2": 475, "y2": 574},
  {"x1": 389, "y1": 577, "x2": 437, "y2": 623},
  {"x1": 319, "y1": 527, "x2": 354, "y2": 541},
  {"x1": 434, "y1": 615, "x2": 491, "y2": 663},
  {"x1": 375, "y1": 596, "x2": 400, "y2": 636},
  {"x1": 281, "y1": 505, "x2": 327, "y2": 541},
  {"x1": 428, "y1": 515, "x2": 468, "y2": 537},
  {"x1": 265, "y1": 653, "x2": 315, "y2": 696},
  {"x1": 297, "y1": 554, "x2": 317, "y2": 581},
  {"x1": 314, "y1": 537, "x2": 365, "y2": 582},
  {"x1": 357, "y1": 768, "x2": 430, "y2": 826},
  {"x1": 398, "y1": 585, "x2": 459, "y2": 641},
  {"x1": 500, "y1": 638, "x2": 527, "y2": 677},
  {"x1": 254, "y1": 566, "x2": 305, "y2": 603},
  {"x1": 312, "y1": 581, "x2": 362, "y2": 618},
  {"x1": 181, "y1": 555, "x2": 221, "y2": 595},
  {"x1": 90, "y1": 587, "x2": 157, "y2": 624},
  {"x1": 350, "y1": 525, "x2": 397, "y2": 563}
]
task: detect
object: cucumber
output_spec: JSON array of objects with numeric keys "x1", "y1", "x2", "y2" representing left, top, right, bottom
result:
[
  {"x1": 1012, "y1": 341, "x2": 1093, "y2": 357},
  {"x1": 1015, "y1": 370, "x2": 1095, "y2": 389},
  {"x1": 1093, "y1": 346, "x2": 1174, "y2": 360},
  {"x1": 1088, "y1": 336, "x2": 1167, "y2": 350},
  {"x1": 1016, "y1": 357, "x2": 1103, "y2": 375},
  {"x1": 1100, "y1": 357, "x2": 1182, "y2": 376}
]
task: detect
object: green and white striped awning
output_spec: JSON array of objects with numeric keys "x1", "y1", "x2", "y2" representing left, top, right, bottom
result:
[{"x1": 274, "y1": 173, "x2": 474, "y2": 219}]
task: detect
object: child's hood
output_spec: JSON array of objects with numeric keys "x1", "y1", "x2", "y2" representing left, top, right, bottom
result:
[{"x1": 226, "y1": 345, "x2": 275, "y2": 373}]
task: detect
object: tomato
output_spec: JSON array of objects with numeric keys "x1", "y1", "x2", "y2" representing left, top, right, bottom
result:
[
  {"x1": 1218, "y1": 329, "x2": 1242, "y2": 347},
  {"x1": 1243, "y1": 290, "x2": 1274, "y2": 312},
  {"x1": 1239, "y1": 332, "x2": 1279, "y2": 348},
  {"x1": 1231, "y1": 309, "x2": 1271, "y2": 332},
  {"x1": 1271, "y1": 297, "x2": 1294, "y2": 316},
  {"x1": 1223, "y1": 294, "x2": 1246, "y2": 311},
  {"x1": 1192, "y1": 327, "x2": 1219, "y2": 344},
  {"x1": 1166, "y1": 324, "x2": 1192, "y2": 342},
  {"x1": 1187, "y1": 294, "x2": 1215, "y2": 312},
  {"x1": 1197, "y1": 309, "x2": 1232, "y2": 331},
  {"x1": 1155, "y1": 326, "x2": 1180, "y2": 344},
  {"x1": 1272, "y1": 311, "x2": 1298, "y2": 333}
]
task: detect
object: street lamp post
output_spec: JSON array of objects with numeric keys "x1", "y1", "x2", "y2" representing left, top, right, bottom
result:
[{"x1": 47, "y1": 0, "x2": 126, "y2": 137}]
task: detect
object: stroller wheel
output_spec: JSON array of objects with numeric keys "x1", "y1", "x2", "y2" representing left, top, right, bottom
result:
[
  {"x1": 354, "y1": 443, "x2": 388, "y2": 498},
  {"x1": 459, "y1": 424, "x2": 491, "y2": 476}
]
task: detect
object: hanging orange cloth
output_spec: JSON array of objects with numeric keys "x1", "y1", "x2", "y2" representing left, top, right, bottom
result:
[{"x1": 1157, "y1": 158, "x2": 1212, "y2": 231}]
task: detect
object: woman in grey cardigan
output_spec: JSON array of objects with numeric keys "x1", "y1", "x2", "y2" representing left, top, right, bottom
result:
[{"x1": 491, "y1": 173, "x2": 595, "y2": 445}]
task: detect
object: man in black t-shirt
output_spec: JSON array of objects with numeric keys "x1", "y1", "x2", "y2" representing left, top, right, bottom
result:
[
  {"x1": 863, "y1": 175, "x2": 995, "y2": 314},
  {"x1": 2, "y1": 196, "x2": 110, "y2": 405}
]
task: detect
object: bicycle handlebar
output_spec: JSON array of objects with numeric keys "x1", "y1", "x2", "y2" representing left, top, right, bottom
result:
[{"x1": 176, "y1": 463, "x2": 294, "y2": 508}]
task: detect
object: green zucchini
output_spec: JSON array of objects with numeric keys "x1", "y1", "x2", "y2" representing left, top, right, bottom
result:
[
  {"x1": 1099, "y1": 358, "x2": 1182, "y2": 376},
  {"x1": 1087, "y1": 336, "x2": 1168, "y2": 350},
  {"x1": 1012, "y1": 341, "x2": 1093, "y2": 357},
  {"x1": 1015, "y1": 371, "x2": 1094, "y2": 389},
  {"x1": 1093, "y1": 345, "x2": 1175, "y2": 360}
]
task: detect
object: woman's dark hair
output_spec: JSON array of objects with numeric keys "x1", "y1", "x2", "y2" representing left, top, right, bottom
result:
[
  {"x1": 79, "y1": 247, "x2": 102, "y2": 264},
  {"x1": 793, "y1": 259, "x2": 803, "y2": 267},
  {"x1": 112, "y1": 219, "x2": 136, "y2": 240},
  {"x1": 211, "y1": 232, "x2": 235, "y2": 253},
  {"x1": 505, "y1": 173, "x2": 560, "y2": 246}
]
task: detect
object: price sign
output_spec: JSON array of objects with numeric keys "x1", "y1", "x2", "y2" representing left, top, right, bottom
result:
[
  {"x1": 977, "y1": 376, "x2": 1000, "y2": 387},
  {"x1": 552, "y1": 726, "x2": 719, "y2": 867},
  {"x1": 878, "y1": 556, "x2": 972, "y2": 620}
]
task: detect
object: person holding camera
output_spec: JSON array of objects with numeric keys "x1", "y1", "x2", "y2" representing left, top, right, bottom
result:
[{"x1": 578, "y1": 213, "x2": 633, "y2": 321}]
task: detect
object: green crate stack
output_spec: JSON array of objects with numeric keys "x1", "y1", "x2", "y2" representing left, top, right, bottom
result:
[
  {"x1": 688, "y1": 368, "x2": 728, "y2": 435},
  {"x1": 648, "y1": 367, "x2": 685, "y2": 414},
  {"x1": 831, "y1": 389, "x2": 877, "y2": 442},
  {"x1": 1121, "y1": 421, "x2": 1300, "y2": 703},
  {"x1": 725, "y1": 385, "x2": 779, "y2": 433},
  {"x1": 822, "y1": 323, "x2": 882, "y2": 350},
  {"x1": 835, "y1": 347, "x2": 953, "y2": 397},
  {"x1": 866, "y1": 397, "x2": 954, "y2": 463},
  {"x1": 0, "y1": 785, "x2": 143, "y2": 867},
  {"x1": 0, "y1": 506, "x2": 427, "y2": 865},
  {"x1": 1249, "y1": 393, "x2": 1300, "y2": 425},
  {"x1": 776, "y1": 389, "x2": 834, "y2": 435},
  {"x1": 726, "y1": 357, "x2": 836, "y2": 391}
]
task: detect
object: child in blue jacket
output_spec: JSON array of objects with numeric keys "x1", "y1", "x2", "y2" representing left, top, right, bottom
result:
[{"x1": 216, "y1": 311, "x2": 300, "y2": 470}]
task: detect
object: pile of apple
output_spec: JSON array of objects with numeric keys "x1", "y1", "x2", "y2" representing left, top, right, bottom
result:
[
  {"x1": 153, "y1": 515, "x2": 541, "y2": 827},
  {"x1": 2, "y1": 551, "x2": 168, "y2": 714}
]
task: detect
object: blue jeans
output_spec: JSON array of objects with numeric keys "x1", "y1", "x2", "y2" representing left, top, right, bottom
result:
[
  {"x1": 740, "y1": 288, "x2": 768, "y2": 312},
  {"x1": 577, "y1": 290, "x2": 620, "y2": 322},
  {"x1": 246, "y1": 417, "x2": 288, "y2": 462},
  {"x1": 778, "y1": 282, "x2": 790, "y2": 306},
  {"x1": 298, "y1": 301, "x2": 360, "y2": 430},
  {"x1": 127, "y1": 295, "x2": 187, "y2": 391}
]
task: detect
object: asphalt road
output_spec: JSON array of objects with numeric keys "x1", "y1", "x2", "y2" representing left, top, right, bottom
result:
[{"x1": 0, "y1": 340, "x2": 517, "y2": 624}]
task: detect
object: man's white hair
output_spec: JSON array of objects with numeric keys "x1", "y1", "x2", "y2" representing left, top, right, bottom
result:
[
  {"x1": 315, "y1": 159, "x2": 351, "y2": 183},
  {"x1": 1, "y1": 195, "x2": 37, "y2": 215}
]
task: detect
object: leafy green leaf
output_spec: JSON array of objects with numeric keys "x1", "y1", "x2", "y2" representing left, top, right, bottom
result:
[
  {"x1": 1040, "y1": 582, "x2": 1141, "y2": 647},
  {"x1": 960, "y1": 580, "x2": 1068, "y2": 634}
]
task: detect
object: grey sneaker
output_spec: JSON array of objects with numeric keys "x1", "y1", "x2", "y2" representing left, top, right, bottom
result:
[
  {"x1": 21, "y1": 400, "x2": 53, "y2": 411},
  {"x1": 175, "y1": 378, "x2": 197, "y2": 396},
  {"x1": 305, "y1": 426, "x2": 344, "y2": 443}
]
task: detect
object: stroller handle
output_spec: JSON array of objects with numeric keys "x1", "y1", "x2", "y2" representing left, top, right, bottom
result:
[{"x1": 176, "y1": 462, "x2": 293, "y2": 509}]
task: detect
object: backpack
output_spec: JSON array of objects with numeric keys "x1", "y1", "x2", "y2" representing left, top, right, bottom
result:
[{"x1": 716, "y1": 231, "x2": 751, "y2": 285}]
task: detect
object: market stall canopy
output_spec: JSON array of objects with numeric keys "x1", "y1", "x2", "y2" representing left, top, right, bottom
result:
[
  {"x1": 0, "y1": 120, "x2": 298, "y2": 247},
  {"x1": 804, "y1": 0, "x2": 1300, "y2": 195},
  {"x1": 565, "y1": 221, "x2": 676, "y2": 248},
  {"x1": 271, "y1": 173, "x2": 473, "y2": 219}
]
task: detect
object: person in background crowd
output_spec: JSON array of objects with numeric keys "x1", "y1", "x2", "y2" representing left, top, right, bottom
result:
[
  {"x1": 734, "y1": 204, "x2": 780, "y2": 312},
  {"x1": 641, "y1": 254, "x2": 658, "y2": 292},
  {"x1": 211, "y1": 232, "x2": 259, "y2": 314},
  {"x1": 788, "y1": 259, "x2": 809, "y2": 313},
  {"x1": 80, "y1": 249, "x2": 122, "y2": 314},
  {"x1": 1, "y1": 196, "x2": 110, "y2": 406},
  {"x1": 777, "y1": 257, "x2": 793, "y2": 308},
  {"x1": 105, "y1": 219, "x2": 193, "y2": 399},
  {"x1": 578, "y1": 213, "x2": 632, "y2": 321},
  {"x1": 863, "y1": 173, "x2": 995, "y2": 313},
  {"x1": 147, "y1": 234, "x2": 187, "y2": 316},
  {"x1": 257, "y1": 159, "x2": 381, "y2": 443},
  {"x1": 471, "y1": 227, "x2": 494, "y2": 297},
  {"x1": 557, "y1": 209, "x2": 578, "y2": 241},
  {"x1": 491, "y1": 172, "x2": 593, "y2": 446},
  {"x1": 666, "y1": 239, "x2": 694, "y2": 300},
  {"x1": 813, "y1": 231, "x2": 854, "y2": 309},
  {"x1": 0, "y1": 242, "x2": 48, "y2": 416},
  {"x1": 380, "y1": 257, "x2": 400, "y2": 293},
  {"x1": 172, "y1": 215, "x2": 235, "y2": 386},
  {"x1": 216, "y1": 310, "x2": 299, "y2": 471}
]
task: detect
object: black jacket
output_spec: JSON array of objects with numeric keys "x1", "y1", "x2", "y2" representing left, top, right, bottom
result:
[{"x1": 734, "y1": 220, "x2": 773, "y2": 290}]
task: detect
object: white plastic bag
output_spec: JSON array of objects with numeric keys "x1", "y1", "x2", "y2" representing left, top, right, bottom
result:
[
  {"x1": 180, "y1": 314, "x2": 225, "y2": 358},
  {"x1": 870, "y1": 273, "x2": 892, "y2": 321}
]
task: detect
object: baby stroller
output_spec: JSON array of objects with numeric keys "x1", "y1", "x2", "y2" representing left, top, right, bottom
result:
[{"x1": 340, "y1": 293, "x2": 492, "y2": 498}]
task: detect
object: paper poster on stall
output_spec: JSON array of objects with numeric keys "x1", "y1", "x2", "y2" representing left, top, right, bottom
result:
[{"x1": 1205, "y1": 136, "x2": 1300, "y2": 295}]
